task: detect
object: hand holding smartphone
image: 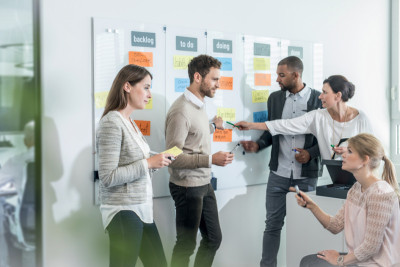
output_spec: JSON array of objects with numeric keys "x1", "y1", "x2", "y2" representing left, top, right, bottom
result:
[{"x1": 295, "y1": 185, "x2": 307, "y2": 208}]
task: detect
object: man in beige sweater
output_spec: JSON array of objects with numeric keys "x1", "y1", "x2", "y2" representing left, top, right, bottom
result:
[{"x1": 166, "y1": 54, "x2": 234, "y2": 267}]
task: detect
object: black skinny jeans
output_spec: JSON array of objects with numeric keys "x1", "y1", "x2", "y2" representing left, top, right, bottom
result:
[
  {"x1": 169, "y1": 182, "x2": 222, "y2": 267},
  {"x1": 106, "y1": 210, "x2": 167, "y2": 267}
]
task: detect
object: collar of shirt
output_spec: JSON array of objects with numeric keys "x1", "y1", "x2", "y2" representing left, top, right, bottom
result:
[
  {"x1": 184, "y1": 88, "x2": 204, "y2": 109},
  {"x1": 285, "y1": 83, "x2": 310, "y2": 98}
]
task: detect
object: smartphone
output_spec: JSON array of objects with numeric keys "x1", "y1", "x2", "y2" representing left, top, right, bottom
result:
[{"x1": 294, "y1": 185, "x2": 301, "y2": 196}]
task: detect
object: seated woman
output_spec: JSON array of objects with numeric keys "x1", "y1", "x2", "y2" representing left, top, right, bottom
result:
[
  {"x1": 294, "y1": 133, "x2": 400, "y2": 267},
  {"x1": 236, "y1": 75, "x2": 372, "y2": 160}
]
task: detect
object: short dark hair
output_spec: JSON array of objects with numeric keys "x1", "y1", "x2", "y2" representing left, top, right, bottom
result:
[
  {"x1": 278, "y1": 56, "x2": 303, "y2": 76},
  {"x1": 323, "y1": 75, "x2": 355, "y2": 102},
  {"x1": 188, "y1": 54, "x2": 221, "y2": 84}
]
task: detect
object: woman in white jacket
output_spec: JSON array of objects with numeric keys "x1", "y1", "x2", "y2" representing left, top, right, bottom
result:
[{"x1": 236, "y1": 75, "x2": 372, "y2": 160}]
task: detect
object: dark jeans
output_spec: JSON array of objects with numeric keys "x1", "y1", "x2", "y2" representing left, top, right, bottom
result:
[
  {"x1": 260, "y1": 172, "x2": 317, "y2": 267},
  {"x1": 300, "y1": 253, "x2": 357, "y2": 267},
  {"x1": 169, "y1": 182, "x2": 222, "y2": 267},
  {"x1": 106, "y1": 210, "x2": 167, "y2": 267}
]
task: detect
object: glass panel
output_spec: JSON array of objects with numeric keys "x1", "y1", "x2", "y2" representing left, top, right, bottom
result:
[{"x1": 0, "y1": 0, "x2": 40, "y2": 266}]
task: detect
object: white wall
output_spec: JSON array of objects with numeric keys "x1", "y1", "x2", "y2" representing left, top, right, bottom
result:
[{"x1": 40, "y1": 0, "x2": 391, "y2": 266}]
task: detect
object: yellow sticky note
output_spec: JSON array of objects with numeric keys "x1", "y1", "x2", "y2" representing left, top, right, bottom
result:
[
  {"x1": 173, "y1": 55, "x2": 194, "y2": 70},
  {"x1": 95, "y1": 91, "x2": 109, "y2": 109},
  {"x1": 253, "y1": 58, "x2": 270, "y2": 71},
  {"x1": 252, "y1": 90, "x2": 269, "y2": 103},
  {"x1": 162, "y1": 146, "x2": 183, "y2": 157},
  {"x1": 145, "y1": 98, "x2": 153, "y2": 109},
  {"x1": 217, "y1": 108, "x2": 236, "y2": 121}
]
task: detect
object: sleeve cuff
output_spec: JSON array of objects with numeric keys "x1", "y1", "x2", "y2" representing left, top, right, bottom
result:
[
  {"x1": 141, "y1": 158, "x2": 149, "y2": 173},
  {"x1": 265, "y1": 121, "x2": 276, "y2": 135},
  {"x1": 198, "y1": 154, "x2": 211, "y2": 168},
  {"x1": 209, "y1": 123, "x2": 216, "y2": 134}
]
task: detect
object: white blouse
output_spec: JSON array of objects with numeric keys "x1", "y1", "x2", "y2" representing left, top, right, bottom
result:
[{"x1": 266, "y1": 109, "x2": 373, "y2": 160}]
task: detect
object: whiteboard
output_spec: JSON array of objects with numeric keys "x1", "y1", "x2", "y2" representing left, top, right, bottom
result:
[{"x1": 92, "y1": 18, "x2": 323, "y2": 197}]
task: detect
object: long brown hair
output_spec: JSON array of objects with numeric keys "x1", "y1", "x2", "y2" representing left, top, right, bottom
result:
[
  {"x1": 348, "y1": 133, "x2": 400, "y2": 201},
  {"x1": 102, "y1": 64, "x2": 152, "y2": 118}
]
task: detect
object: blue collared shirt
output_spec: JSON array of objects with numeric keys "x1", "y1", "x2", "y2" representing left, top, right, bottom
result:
[{"x1": 272, "y1": 85, "x2": 311, "y2": 179}]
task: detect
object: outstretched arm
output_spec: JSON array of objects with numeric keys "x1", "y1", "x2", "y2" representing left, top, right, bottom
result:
[
  {"x1": 293, "y1": 189, "x2": 332, "y2": 228},
  {"x1": 234, "y1": 121, "x2": 268, "y2": 131}
]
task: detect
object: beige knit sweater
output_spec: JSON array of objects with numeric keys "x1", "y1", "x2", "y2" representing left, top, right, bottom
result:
[
  {"x1": 165, "y1": 95, "x2": 214, "y2": 187},
  {"x1": 326, "y1": 181, "x2": 400, "y2": 266}
]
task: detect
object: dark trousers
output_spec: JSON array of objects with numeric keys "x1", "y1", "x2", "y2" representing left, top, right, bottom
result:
[
  {"x1": 169, "y1": 182, "x2": 222, "y2": 267},
  {"x1": 261, "y1": 172, "x2": 317, "y2": 267},
  {"x1": 106, "y1": 210, "x2": 167, "y2": 267}
]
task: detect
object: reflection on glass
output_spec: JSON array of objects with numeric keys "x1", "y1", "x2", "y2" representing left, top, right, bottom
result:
[{"x1": 0, "y1": 0, "x2": 39, "y2": 266}]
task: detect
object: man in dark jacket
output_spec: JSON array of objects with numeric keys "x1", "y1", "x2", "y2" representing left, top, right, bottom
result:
[{"x1": 240, "y1": 56, "x2": 322, "y2": 267}]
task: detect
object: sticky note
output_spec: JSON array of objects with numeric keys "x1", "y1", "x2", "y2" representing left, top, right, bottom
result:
[
  {"x1": 252, "y1": 90, "x2": 269, "y2": 103},
  {"x1": 219, "y1": 76, "x2": 233, "y2": 90},
  {"x1": 173, "y1": 55, "x2": 194, "y2": 69},
  {"x1": 134, "y1": 120, "x2": 151, "y2": 136},
  {"x1": 254, "y1": 73, "x2": 271, "y2": 86},
  {"x1": 175, "y1": 78, "x2": 190, "y2": 92},
  {"x1": 253, "y1": 110, "x2": 268, "y2": 122},
  {"x1": 162, "y1": 146, "x2": 183, "y2": 157},
  {"x1": 145, "y1": 98, "x2": 153, "y2": 109},
  {"x1": 95, "y1": 91, "x2": 109, "y2": 109},
  {"x1": 213, "y1": 129, "x2": 232, "y2": 142},
  {"x1": 129, "y1": 51, "x2": 153, "y2": 67},
  {"x1": 253, "y1": 58, "x2": 270, "y2": 71},
  {"x1": 215, "y1": 57, "x2": 233, "y2": 71},
  {"x1": 217, "y1": 108, "x2": 236, "y2": 121}
]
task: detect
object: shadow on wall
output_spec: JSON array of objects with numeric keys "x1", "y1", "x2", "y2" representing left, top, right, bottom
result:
[
  {"x1": 43, "y1": 116, "x2": 107, "y2": 266},
  {"x1": 213, "y1": 175, "x2": 267, "y2": 267},
  {"x1": 54, "y1": 146, "x2": 107, "y2": 266}
]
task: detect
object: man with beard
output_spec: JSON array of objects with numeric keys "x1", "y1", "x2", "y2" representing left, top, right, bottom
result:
[
  {"x1": 240, "y1": 56, "x2": 322, "y2": 267},
  {"x1": 165, "y1": 54, "x2": 234, "y2": 267}
]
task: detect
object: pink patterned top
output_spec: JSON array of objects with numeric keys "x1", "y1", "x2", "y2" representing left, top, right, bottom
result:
[{"x1": 326, "y1": 181, "x2": 400, "y2": 267}]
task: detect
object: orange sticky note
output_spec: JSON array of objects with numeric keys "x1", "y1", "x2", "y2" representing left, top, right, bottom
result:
[
  {"x1": 134, "y1": 120, "x2": 151, "y2": 136},
  {"x1": 254, "y1": 73, "x2": 271, "y2": 86},
  {"x1": 213, "y1": 129, "x2": 232, "y2": 142},
  {"x1": 220, "y1": 76, "x2": 233, "y2": 90},
  {"x1": 129, "y1": 51, "x2": 153, "y2": 67}
]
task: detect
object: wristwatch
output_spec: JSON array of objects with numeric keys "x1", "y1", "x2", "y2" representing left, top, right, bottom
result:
[{"x1": 337, "y1": 255, "x2": 344, "y2": 266}]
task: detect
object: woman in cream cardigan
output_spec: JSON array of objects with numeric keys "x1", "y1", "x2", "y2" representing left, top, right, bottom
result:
[{"x1": 97, "y1": 65, "x2": 173, "y2": 267}]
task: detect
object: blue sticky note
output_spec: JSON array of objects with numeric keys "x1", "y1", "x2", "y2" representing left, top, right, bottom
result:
[
  {"x1": 253, "y1": 110, "x2": 268, "y2": 123},
  {"x1": 215, "y1": 57, "x2": 233, "y2": 71},
  {"x1": 175, "y1": 78, "x2": 190, "y2": 92}
]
